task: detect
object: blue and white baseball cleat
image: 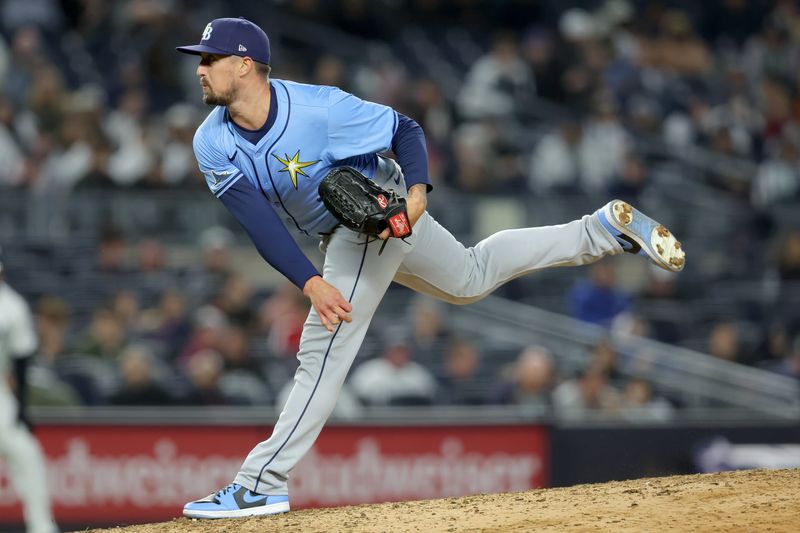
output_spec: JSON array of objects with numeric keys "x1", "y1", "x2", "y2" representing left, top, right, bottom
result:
[
  {"x1": 597, "y1": 199, "x2": 686, "y2": 273},
  {"x1": 183, "y1": 483, "x2": 290, "y2": 519}
]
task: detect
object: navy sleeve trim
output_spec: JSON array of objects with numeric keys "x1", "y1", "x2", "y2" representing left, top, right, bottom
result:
[
  {"x1": 215, "y1": 173, "x2": 244, "y2": 197},
  {"x1": 219, "y1": 178, "x2": 319, "y2": 289},
  {"x1": 391, "y1": 113, "x2": 432, "y2": 192}
]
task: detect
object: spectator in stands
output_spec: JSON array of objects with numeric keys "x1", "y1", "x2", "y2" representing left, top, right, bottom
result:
[
  {"x1": 110, "y1": 344, "x2": 174, "y2": 406},
  {"x1": 654, "y1": 10, "x2": 713, "y2": 77},
  {"x1": 759, "y1": 335, "x2": 800, "y2": 380},
  {"x1": 625, "y1": 95, "x2": 663, "y2": 138},
  {"x1": 259, "y1": 282, "x2": 309, "y2": 360},
  {"x1": 72, "y1": 307, "x2": 127, "y2": 360},
  {"x1": 553, "y1": 364, "x2": 621, "y2": 419},
  {"x1": 2, "y1": 26, "x2": 45, "y2": 109},
  {"x1": 136, "y1": 238, "x2": 167, "y2": 273},
  {"x1": 158, "y1": 103, "x2": 200, "y2": 187},
  {"x1": 47, "y1": 88, "x2": 111, "y2": 191},
  {"x1": 567, "y1": 262, "x2": 632, "y2": 326},
  {"x1": 611, "y1": 311, "x2": 653, "y2": 343},
  {"x1": 138, "y1": 289, "x2": 191, "y2": 360},
  {"x1": 451, "y1": 120, "x2": 493, "y2": 192},
  {"x1": 105, "y1": 87, "x2": 153, "y2": 187},
  {"x1": 588, "y1": 339, "x2": 623, "y2": 384},
  {"x1": 0, "y1": 94, "x2": 24, "y2": 186},
  {"x1": 135, "y1": 237, "x2": 177, "y2": 305},
  {"x1": 758, "y1": 77, "x2": 794, "y2": 147},
  {"x1": 521, "y1": 26, "x2": 562, "y2": 103},
  {"x1": 528, "y1": 118, "x2": 583, "y2": 194},
  {"x1": 406, "y1": 77, "x2": 452, "y2": 149},
  {"x1": 217, "y1": 326, "x2": 271, "y2": 406},
  {"x1": 706, "y1": 321, "x2": 743, "y2": 363},
  {"x1": 755, "y1": 321, "x2": 795, "y2": 370},
  {"x1": 186, "y1": 225, "x2": 236, "y2": 306},
  {"x1": 633, "y1": 267, "x2": 684, "y2": 344},
  {"x1": 349, "y1": 331, "x2": 438, "y2": 406},
  {"x1": 109, "y1": 290, "x2": 141, "y2": 335},
  {"x1": 742, "y1": 13, "x2": 799, "y2": 89},
  {"x1": 662, "y1": 95, "x2": 712, "y2": 151},
  {"x1": 178, "y1": 305, "x2": 227, "y2": 366},
  {"x1": 491, "y1": 345, "x2": 555, "y2": 411},
  {"x1": 33, "y1": 295, "x2": 71, "y2": 365},
  {"x1": 704, "y1": 126, "x2": 754, "y2": 196},
  {"x1": 620, "y1": 377, "x2": 674, "y2": 421},
  {"x1": 312, "y1": 54, "x2": 349, "y2": 92},
  {"x1": 708, "y1": 90, "x2": 759, "y2": 158},
  {"x1": 403, "y1": 78, "x2": 452, "y2": 186},
  {"x1": 751, "y1": 137, "x2": 800, "y2": 208},
  {"x1": 556, "y1": 8, "x2": 602, "y2": 112},
  {"x1": 407, "y1": 295, "x2": 451, "y2": 361},
  {"x1": 212, "y1": 273, "x2": 255, "y2": 328},
  {"x1": 219, "y1": 325, "x2": 263, "y2": 379},
  {"x1": 21, "y1": 57, "x2": 63, "y2": 141},
  {"x1": 183, "y1": 348, "x2": 229, "y2": 406},
  {"x1": 579, "y1": 93, "x2": 629, "y2": 194},
  {"x1": 457, "y1": 31, "x2": 533, "y2": 120},
  {"x1": 607, "y1": 154, "x2": 649, "y2": 204},
  {"x1": 776, "y1": 230, "x2": 800, "y2": 281},
  {"x1": 451, "y1": 118, "x2": 525, "y2": 192},
  {"x1": 29, "y1": 295, "x2": 81, "y2": 406},
  {"x1": 435, "y1": 338, "x2": 485, "y2": 405},
  {"x1": 97, "y1": 226, "x2": 128, "y2": 273},
  {"x1": 93, "y1": 225, "x2": 130, "y2": 277},
  {"x1": 705, "y1": 0, "x2": 764, "y2": 49}
]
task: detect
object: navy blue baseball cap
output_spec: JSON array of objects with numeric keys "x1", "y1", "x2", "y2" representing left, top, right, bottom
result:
[{"x1": 176, "y1": 17, "x2": 270, "y2": 65}]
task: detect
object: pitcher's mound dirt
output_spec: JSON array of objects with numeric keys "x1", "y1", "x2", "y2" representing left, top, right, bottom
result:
[{"x1": 78, "y1": 468, "x2": 800, "y2": 533}]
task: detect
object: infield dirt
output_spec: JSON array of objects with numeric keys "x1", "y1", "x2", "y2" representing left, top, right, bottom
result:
[{"x1": 76, "y1": 468, "x2": 799, "y2": 532}]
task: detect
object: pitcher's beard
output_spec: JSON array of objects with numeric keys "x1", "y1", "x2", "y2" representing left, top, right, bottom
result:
[{"x1": 202, "y1": 85, "x2": 237, "y2": 106}]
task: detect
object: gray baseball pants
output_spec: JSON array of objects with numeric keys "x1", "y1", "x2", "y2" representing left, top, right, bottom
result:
[{"x1": 234, "y1": 160, "x2": 621, "y2": 495}]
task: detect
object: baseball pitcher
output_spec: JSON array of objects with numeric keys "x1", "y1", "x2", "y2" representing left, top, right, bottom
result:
[{"x1": 176, "y1": 17, "x2": 685, "y2": 519}]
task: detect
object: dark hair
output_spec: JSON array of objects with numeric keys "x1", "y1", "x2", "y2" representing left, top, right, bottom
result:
[{"x1": 255, "y1": 62, "x2": 271, "y2": 79}]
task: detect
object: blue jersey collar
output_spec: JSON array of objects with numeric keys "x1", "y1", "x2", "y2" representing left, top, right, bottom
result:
[{"x1": 224, "y1": 81, "x2": 289, "y2": 154}]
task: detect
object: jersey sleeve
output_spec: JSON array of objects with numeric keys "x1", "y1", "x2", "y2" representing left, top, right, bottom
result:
[
  {"x1": 9, "y1": 299, "x2": 37, "y2": 357},
  {"x1": 193, "y1": 126, "x2": 244, "y2": 197},
  {"x1": 326, "y1": 87, "x2": 398, "y2": 161},
  {"x1": 219, "y1": 178, "x2": 320, "y2": 289}
]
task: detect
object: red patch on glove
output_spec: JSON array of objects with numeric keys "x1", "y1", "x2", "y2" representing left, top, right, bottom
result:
[{"x1": 389, "y1": 212, "x2": 411, "y2": 238}]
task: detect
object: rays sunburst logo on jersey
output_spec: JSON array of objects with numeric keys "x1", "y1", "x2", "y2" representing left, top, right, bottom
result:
[{"x1": 272, "y1": 150, "x2": 319, "y2": 189}]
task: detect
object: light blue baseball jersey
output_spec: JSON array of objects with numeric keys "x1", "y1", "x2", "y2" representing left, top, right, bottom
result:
[{"x1": 193, "y1": 79, "x2": 399, "y2": 236}]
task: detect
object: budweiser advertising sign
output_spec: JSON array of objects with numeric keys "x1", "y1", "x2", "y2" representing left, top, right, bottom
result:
[{"x1": 0, "y1": 424, "x2": 548, "y2": 526}]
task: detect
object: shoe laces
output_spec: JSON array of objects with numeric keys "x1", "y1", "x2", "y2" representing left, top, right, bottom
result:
[{"x1": 217, "y1": 483, "x2": 239, "y2": 497}]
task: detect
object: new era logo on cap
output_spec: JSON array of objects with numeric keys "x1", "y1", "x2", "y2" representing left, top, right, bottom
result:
[{"x1": 176, "y1": 17, "x2": 270, "y2": 65}]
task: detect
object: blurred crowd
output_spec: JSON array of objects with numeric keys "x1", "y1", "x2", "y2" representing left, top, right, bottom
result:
[
  {"x1": 1, "y1": 0, "x2": 799, "y2": 204},
  {"x1": 2, "y1": 0, "x2": 800, "y2": 412},
  {"x1": 21, "y1": 223, "x2": 678, "y2": 420}
]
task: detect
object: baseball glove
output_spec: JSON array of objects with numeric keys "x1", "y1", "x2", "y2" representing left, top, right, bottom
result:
[{"x1": 319, "y1": 166, "x2": 412, "y2": 252}]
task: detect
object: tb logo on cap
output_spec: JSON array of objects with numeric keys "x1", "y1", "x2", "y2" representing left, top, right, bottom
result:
[{"x1": 201, "y1": 23, "x2": 213, "y2": 41}]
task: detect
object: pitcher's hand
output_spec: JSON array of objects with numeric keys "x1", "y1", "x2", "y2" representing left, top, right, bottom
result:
[{"x1": 303, "y1": 275, "x2": 352, "y2": 333}]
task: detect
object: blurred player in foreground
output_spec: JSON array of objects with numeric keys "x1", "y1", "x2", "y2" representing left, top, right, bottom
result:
[
  {"x1": 176, "y1": 17, "x2": 685, "y2": 518},
  {"x1": 0, "y1": 250, "x2": 58, "y2": 533}
]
